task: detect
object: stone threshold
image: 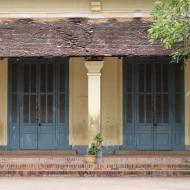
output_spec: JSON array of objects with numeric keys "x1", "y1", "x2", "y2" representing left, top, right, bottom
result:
[
  {"x1": 0, "y1": 150, "x2": 77, "y2": 156},
  {"x1": 1, "y1": 150, "x2": 190, "y2": 157},
  {"x1": 115, "y1": 151, "x2": 190, "y2": 157}
]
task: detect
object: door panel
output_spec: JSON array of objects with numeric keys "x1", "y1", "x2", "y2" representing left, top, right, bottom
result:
[
  {"x1": 21, "y1": 63, "x2": 38, "y2": 149},
  {"x1": 38, "y1": 63, "x2": 56, "y2": 149},
  {"x1": 154, "y1": 64, "x2": 171, "y2": 150},
  {"x1": 9, "y1": 62, "x2": 20, "y2": 149},
  {"x1": 136, "y1": 63, "x2": 154, "y2": 150},
  {"x1": 137, "y1": 132, "x2": 153, "y2": 149},
  {"x1": 123, "y1": 57, "x2": 184, "y2": 150},
  {"x1": 123, "y1": 63, "x2": 135, "y2": 149},
  {"x1": 9, "y1": 58, "x2": 69, "y2": 150},
  {"x1": 56, "y1": 62, "x2": 68, "y2": 148},
  {"x1": 173, "y1": 64, "x2": 184, "y2": 149}
]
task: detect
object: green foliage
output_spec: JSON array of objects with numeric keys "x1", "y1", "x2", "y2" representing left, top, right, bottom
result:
[
  {"x1": 88, "y1": 133, "x2": 103, "y2": 155},
  {"x1": 88, "y1": 142, "x2": 98, "y2": 155},
  {"x1": 148, "y1": 0, "x2": 190, "y2": 62},
  {"x1": 94, "y1": 132, "x2": 103, "y2": 147}
]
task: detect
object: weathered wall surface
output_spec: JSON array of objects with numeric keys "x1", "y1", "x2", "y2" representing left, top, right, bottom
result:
[
  {"x1": 185, "y1": 59, "x2": 190, "y2": 146},
  {"x1": 69, "y1": 57, "x2": 88, "y2": 145},
  {"x1": 101, "y1": 57, "x2": 123, "y2": 145},
  {"x1": 69, "y1": 57, "x2": 122, "y2": 145},
  {"x1": 0, "y1": 0, "x2": 154, "y2": 18},
  {"x1": 0, "y1": 59, "x2": 8, "y2": 145}
]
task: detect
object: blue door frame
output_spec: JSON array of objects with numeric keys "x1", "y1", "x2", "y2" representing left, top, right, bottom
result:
[
  {"x1": 123, "y1": 57, "x2": 184, "y2": 150},
  {"x1": 8, "y1": 58, "x2": 70, "y2": 150}
]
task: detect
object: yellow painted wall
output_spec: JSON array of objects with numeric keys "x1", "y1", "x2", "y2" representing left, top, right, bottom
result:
[
  {"x1": 0, "y1": 58, "x2": 8, "y2": 145},
  {"x1": 101, "y1": 57, "x2": 123, "y2": 145},
  {"x1": 185, "y1": 59, "x2": 190, "y2": 145},
  {"x1": 102, "y1": 0, "x2": 154, "y2": 17},
  {"x1": 69, "y1": 57, "x2": 123, "y2": 145},
  {"x1": 69, "y1": 57, "x2": 88, "y2": 145},
  {"x1": 0, "y1": 0, "x2": 154, "y2": 18}
]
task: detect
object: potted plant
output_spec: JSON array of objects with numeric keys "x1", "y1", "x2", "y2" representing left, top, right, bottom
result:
[
  {"x1": 86, "y1": 133, "x2": 103, "y2": 163},
  {"x1": 86, "y1": 142, "x2": 98, "y2": 163}
]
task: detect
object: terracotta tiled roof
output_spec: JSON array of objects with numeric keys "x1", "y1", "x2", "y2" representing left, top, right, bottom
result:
[{"x1": 0, "y1": 18, "x2": 171, "y2": 57}]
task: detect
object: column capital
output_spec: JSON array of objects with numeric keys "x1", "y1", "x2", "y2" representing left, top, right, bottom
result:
[{"x1": 85, "y1": 61, "x2": 104, "y2": 73}]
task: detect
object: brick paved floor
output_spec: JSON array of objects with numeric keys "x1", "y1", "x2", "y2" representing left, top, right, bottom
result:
[{"x1": 0, "y1": 177, "x2": 190, "y2": 190}]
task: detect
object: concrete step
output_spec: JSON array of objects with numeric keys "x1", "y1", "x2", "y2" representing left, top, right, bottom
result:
[
  {"x1": 1, "y1": 163, "x2": 190, "y2": 170},
  {"x1": 1, "y1": 170, "x2": 190, "y2": 177},
  {"x1": 1, "y1": 153, "x2": 190, "y2": 177},
  {"x1": 1, "y1": 162, "x2": 190, "y2": 177}
]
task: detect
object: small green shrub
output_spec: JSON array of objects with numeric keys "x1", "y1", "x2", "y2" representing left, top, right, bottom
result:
[
  {"x1": 88, "y1": 133, "x2": 103, "y2": 155},
  {"x1": 88, "y1": 142, "x2": 98, "y2": 155},
  {"x1": 94, "y1": 133, "x2": 103, "y2": 147}
]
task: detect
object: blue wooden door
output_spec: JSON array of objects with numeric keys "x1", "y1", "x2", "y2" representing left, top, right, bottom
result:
[
  {"x1": 38, "y1": 62, "x2": 56, "y2": 149},
  {"x1": 123, "y1": 57, "x2": 184, "y2": 150},
  {"x1": 21, "y1": 61, "x2": 38, "y2": 149},
  {"x1": 8, "y1": 58, "x2": 69, "y2": 150},
  {"x1": 153, "y1": 64, "x2": 172, "y2": 150},
  {"x1": 136, "y1": 63, "x2": 171, "y2": 150},
  {"x1": 136, "y1": 63, "x2": 154, "y2": 150}
]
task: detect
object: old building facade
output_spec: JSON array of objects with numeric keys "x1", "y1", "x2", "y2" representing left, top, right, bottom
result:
[{"x1": 0, "y1": 0, "x2": 189, "y2": 153}]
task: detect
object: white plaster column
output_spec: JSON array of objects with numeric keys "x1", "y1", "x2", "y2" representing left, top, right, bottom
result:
[{"x1": 85, "y1": 61, "x2": 104, "y2": 146}]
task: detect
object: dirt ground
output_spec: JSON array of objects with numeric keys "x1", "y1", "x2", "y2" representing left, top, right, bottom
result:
[{"x1": 0, "y1": 177, "x2": 190, "y2": 190}]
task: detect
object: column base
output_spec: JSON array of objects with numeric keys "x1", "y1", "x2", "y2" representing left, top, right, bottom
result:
[{"x1": 185, "y1": 145, "x2": 190, "y2": 150}]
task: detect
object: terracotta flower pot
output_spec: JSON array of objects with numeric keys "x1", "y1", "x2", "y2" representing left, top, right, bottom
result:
[{"x1": 86, "y1": 155, "x2": 96, "y2": 163}]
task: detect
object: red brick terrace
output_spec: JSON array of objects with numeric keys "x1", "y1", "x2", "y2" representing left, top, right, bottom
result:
[{"x1": 0, "y1": 151, "x2": 190, "y2": 177}]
